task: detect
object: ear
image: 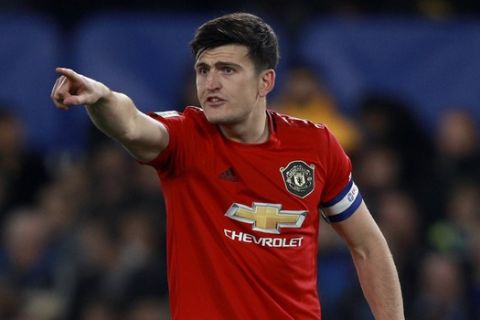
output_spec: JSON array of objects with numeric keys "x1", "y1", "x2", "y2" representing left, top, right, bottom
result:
[{"x1": 258, "y1": 69, "x2": 276, "y2": 97}]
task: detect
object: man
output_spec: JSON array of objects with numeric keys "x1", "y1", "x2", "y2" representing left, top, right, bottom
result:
[{"x1": 51, "y1": 12, "x2": 404, "y2": 320}]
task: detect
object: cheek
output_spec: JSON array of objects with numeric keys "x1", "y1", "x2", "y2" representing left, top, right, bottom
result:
[
  {"x1": 195, "y1": 82, "x2": 205, "y2": 100},
  {"x1": 234, "y1": 78, "x2": 258, "y2": 95},
  {"x1": 195, "y1": 78, "x2": 202, "y2": 92},
  {"x1": 196, "y1": 75, "x2": 207, "y2": 89},
  {"x1": 242, "y1": 82, "x2": 260, "y2": 101}
]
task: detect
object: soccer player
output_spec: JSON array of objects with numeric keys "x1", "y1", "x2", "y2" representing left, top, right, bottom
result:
[{"x1": 51, "y1": 12, "x2": 404, "y2": 320}]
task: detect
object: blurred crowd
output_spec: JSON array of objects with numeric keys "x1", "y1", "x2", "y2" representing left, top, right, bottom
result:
[
  {"x1": 0, "y1": 109, "x2": 170, "y2": 319},
  {"x1": 1, "y1": 1, "x2": 480, "y2": 320}
]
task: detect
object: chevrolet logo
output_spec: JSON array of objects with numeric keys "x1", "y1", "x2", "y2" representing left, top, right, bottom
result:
[{"x1": 225, "y1": 202, "x2": 307, "y2": 234}]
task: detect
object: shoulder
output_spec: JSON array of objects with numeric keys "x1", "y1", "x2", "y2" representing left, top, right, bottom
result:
[
  {"x1": 149, "y1": 106, "x2": 210, "y2": 128},
  {"x1": 151, "y1": 106, "x2": 203, "y2": 120},
  {"x1": 269, "y1": 110, "x2": 329, "y2": 133},
  {"x1": 147, "y1": 106, "x2": 214, "y2": 142},
  {"x1": 182, "y1": 106, "x2": 205, "y2": 117},
  {"x1": 269, "y1": 110, "x2": 341, "y2": 149}
]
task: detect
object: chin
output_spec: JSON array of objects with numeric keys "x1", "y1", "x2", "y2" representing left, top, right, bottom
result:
[
  {"x1": 205, "y1": 114, "x2": 230, "y2": 125},
  {"x1": 203, "y1": 109, "x2": 230, "y2": 124}
]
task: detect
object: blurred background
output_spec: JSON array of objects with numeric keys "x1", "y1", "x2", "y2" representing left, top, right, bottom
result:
[{"x1": 1, "y1": 0, "x2": 480, "y2": 319}]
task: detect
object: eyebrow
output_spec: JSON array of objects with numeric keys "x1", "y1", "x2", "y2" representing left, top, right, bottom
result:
[{"x1": 194, "y1": 61, "x2": 243, "y2": 70}]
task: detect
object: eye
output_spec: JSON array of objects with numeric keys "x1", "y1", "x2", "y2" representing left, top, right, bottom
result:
[
  {"x1": 222, "y1": 66, "x2": 235, "y2": 74},
  {"x1": 196, "y1": 66, "x2": 208, "y2": 76}
]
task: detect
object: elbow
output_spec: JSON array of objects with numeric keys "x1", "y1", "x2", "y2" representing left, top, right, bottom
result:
[{"x1": 116, "y1": 127, "x2": 138, "y2": 144}]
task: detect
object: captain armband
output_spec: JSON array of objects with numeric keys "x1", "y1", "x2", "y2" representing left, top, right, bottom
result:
[{"x1": 320, "y1": 179, "x2": 363, "y2": 223}]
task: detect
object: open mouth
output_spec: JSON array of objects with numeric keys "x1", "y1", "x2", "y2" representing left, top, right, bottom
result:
[{"x1": 206, "y1": 96, "x2": 226, "y2": 107}]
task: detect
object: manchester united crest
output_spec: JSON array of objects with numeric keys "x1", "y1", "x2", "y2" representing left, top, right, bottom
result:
[{"x1": 280, "y1": 161, "x2": 315, "y2": 198}]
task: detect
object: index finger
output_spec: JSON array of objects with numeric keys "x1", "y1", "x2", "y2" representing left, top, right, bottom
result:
[{"x1": 55, "y1": 67, "x2": 82, "y2": 82}]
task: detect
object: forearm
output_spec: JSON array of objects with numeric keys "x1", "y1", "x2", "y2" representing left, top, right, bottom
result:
[
  {"x1": 350, "y1": 237, "x2": 404, "y2": 320},
  {"x1": 52, "y1": 67, "x2": 168, "y2": 161},
  {"x1": 85, "y1": 89, "x2": 141, "y2": 143}
]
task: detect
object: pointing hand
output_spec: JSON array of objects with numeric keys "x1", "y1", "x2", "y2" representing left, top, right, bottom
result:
[{"x1": 51, "y1": 67, "x2": 110, "y2": 110}]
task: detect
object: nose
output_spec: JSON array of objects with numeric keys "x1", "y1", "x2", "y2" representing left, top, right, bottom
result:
[{"x1": 206, "y1": 71, "x2": 221, "y2": 91}]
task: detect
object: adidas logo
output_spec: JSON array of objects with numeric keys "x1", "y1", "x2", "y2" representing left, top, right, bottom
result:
[{"x1": 219, "y1": 167, "x2": 239, "y2": 182}]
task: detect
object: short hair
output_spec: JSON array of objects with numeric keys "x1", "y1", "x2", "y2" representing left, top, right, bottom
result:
[{"x1": 190, "y1": 12, "x2": 279, "y2": 72}]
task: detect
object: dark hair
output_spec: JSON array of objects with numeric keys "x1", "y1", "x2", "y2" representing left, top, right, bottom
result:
[{"x1": 190, "y1": 12, "x2": 279, "y2": 72}]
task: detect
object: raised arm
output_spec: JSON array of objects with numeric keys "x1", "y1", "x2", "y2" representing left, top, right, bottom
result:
[
  {"x1": 331, "y1": 202, "x2": 405, "y2": 320},
  {"x1": 51, "y1": 67, "x2": 168, "y2": 162}
]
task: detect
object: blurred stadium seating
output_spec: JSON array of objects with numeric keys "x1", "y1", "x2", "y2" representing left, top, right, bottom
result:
[
  {"x1": 72, "y1": 12, "x2": 211, "y2": 111},
  {"x1": 297, "y1": 16, "x2": 480, "y2": 131},
  {"x1": 0, "y1": 12, "x2": 60, "y2": 152},
  {"x1": 1, "y1": 12, "x2": 479, "y2": 151}
]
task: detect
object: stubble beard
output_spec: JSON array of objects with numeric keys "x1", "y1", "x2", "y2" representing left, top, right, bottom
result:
[
  {"x1": 203, "y1": 104, "x2": 243, "y2": 126},
  {"x1": 205, "y1": 113, "x2": 239, "y2": 126}
]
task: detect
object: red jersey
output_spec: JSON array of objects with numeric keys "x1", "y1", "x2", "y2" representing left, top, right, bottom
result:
[{"x1": 145, "y1": 107, "x2": 362, "y2": 319}]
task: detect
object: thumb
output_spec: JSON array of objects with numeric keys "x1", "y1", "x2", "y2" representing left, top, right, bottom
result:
[
  {"x1": 63, "y1": 90, "x2": 101, "y2": 106},
  {"x1": 62, "y1": 95, "x2": 84, "y2": 106}
]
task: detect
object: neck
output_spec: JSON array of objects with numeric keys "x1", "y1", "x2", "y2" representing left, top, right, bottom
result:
[{"x1": 220, "y1": 109, "x2": 269, "y2": 144}]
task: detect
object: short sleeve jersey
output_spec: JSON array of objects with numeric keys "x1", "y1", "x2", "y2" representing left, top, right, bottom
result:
[{"x1": 145, "y1": 107, "x2": 362, "y2": 320}]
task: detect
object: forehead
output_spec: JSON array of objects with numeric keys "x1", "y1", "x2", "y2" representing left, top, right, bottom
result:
[{"x1": 195, "y1": 44, "x2": 252, "y2": 66}]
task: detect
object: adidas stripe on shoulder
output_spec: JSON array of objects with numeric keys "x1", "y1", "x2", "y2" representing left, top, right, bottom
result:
[{"x1": 153, "y1": 110, "x2": 180, "y2": 118}]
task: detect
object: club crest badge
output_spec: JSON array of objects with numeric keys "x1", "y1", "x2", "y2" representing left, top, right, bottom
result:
[{"x1": 280, "y1": 161, "x2": 315, "y2": 198}]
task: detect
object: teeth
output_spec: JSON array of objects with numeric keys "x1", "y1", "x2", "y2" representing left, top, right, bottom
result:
[{"x1": 208, "y1": 97, "x2": 222, "y2": 103}]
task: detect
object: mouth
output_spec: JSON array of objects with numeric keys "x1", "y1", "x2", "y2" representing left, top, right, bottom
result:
[{"x1": 205, "y1": 96, "x2": 226, "y2": 108}]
